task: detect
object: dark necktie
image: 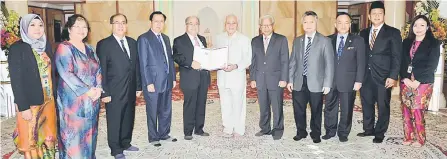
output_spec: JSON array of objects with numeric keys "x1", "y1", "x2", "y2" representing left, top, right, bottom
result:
[
  {"x1": 119, "y1": 39, "x2": 129, "y2": 58},
  {"x1": 337, "y1": 36, "x2": 345, "y2": 60},
  {"x1": 303, "y1": 37, "x2": 312, "y2": 76}
]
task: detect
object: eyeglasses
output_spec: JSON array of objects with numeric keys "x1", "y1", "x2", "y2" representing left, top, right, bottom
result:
[
  {"x1": 187, "y1": 23, "x2": 199, "y2": 26},
  {"x1": 261, "y1": 24, "x2": 273, "y2": 28},
  {"x1": 112, "y1": 22, "x2": 127, "y2": 25}
]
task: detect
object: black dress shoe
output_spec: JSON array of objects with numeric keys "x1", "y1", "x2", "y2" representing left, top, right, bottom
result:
[
  {"x1": 357, "y1": 132, "x2": 374, "y2": 137},
  {"x1": 312, "y1": 138, "x2": 321, "y2": 143},
  {"x1": 339, "y1": 136, "x2": 348, "y2": 142},
  {"x1": 322, "y1": 135, "x2": 334, "y2": 140},
  {"x1": 373, "y1": 137, "x2": 384, "y2": 143},
  {"x1": 194, "y1": 132, "x2": 210, "y2": 136},
  {"x1": 293, "y1": 135, "x2": 305, "y2": 141}
]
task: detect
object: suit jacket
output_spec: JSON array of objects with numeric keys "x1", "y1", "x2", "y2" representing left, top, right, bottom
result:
[
  {"x1": 137, "y1": 30, "x2": 176, "y2": 93},
  {"x1": 97, "y1": 35, "x2": 141, "y2": 100},
  {"x1": 8, "y1": 40, "x2": 55, "y2": 111},
  {"x1": 400, "y1": 37, "x2": 440, "y2": 84},
  {"x1": 249, "y1": 32, "x2": 289, "y2": 90},
  {"x1": 173, "y1": 33, "x2": 210, "y2": 90},
  {"x1": 359, "y1": 24, "x2": 402, "y2": 86},
  {"x1": 289, "y1": 32, "x2": 334, "y2": 92},
  {"x1": 329, "y1": 33, "x2": 366, "y2": 92}
]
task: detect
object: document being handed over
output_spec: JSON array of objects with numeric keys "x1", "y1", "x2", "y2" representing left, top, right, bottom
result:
[{"x1": 193, "y1": 46, "x2": 229, "y2": 70}]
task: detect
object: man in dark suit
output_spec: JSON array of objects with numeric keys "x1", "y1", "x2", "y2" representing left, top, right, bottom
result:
[
  {"x1": 250, "y1": 14, "x2": 288, "y2": 140},
  {"x1": 322, "y1": 12, "x2": 366, "y2": 142},
  {"x1": 97, "y1": 14, "x2": 141, "y2": 159},
  {"x1": 137, "y1": 11, "x2": 177, "y2": 147},
  {"x1": 358, "y1": 1, "x2": 402, "y2": 143},
  {"x1": 173, "y1": 16, "x2": 210, "y2": 140},
  {"x1": 287, "y1": 11, "x2": 334, "y2": 144}
]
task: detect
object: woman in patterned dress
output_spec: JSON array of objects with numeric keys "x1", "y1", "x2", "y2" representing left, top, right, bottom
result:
[
  {"x1": 55, "y1": 14, "x2": 102, "y2": 158},
  {"x1": 8, "y1": 14, "x2": 57, "y2": 159},
  {"x1": 400, "y1": 15, "x2": 440, "y2": 147}
]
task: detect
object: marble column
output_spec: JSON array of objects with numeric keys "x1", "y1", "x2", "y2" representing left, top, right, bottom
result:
[
  {"x1": 4, "y1": 1, "x2": 28, "y2": 16},
  {"x1": 384, "y1": 0, "x2": 406, "y2": 95}
]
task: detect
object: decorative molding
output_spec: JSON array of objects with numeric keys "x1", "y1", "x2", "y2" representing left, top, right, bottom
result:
[{"x1": 28, "y1": 2, "x2": 73, "y2": 11}]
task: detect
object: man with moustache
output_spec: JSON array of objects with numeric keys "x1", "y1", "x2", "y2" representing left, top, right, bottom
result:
[
  {"x1": 250, "y1": 14, "x2": 288, "y2": 140},
  {"x1": 287, "y1": 11, "x2": 334, "y2": 143},
  {"x1": 322, "y1": 12, "x2": 366, "y2": 142},
  {"x1": 137, "y1": 11, "x2": 177, "y2": 147},
  {"x1": 97, "y1": 13, "x2": 141, "y2": 159},
  {"x1": 214, "y1": 14, "x2": 252, "y2": 137},
  {"x1": 358, "y1": 1, "x2": 402, "y2": 143},
  {"x1": 173, "y1": 16, "x2": 211, "y2": 140}
]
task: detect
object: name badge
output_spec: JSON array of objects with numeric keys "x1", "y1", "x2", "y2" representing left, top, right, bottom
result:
[{"x1": 407, "y1": 66, "x2": 413, "y2": 73}]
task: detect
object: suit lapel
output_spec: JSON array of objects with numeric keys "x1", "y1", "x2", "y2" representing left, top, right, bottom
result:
[
  {"x1": 310, "y1": 33, "x2": 320, "y2": 54},
  {"x1": 331, "y1": 34, "x2": 337, "y2": 55},
  {"x1": 109, "y1": 35, "x2": 131, "y2": 60},
  {"x1": 266, "y1": 33, "x2": 277, "y2": 57},
  {"x1": 126, "y1": 36, "x2": 135, "y2": 61},
  {"x1": 299, "y1": 36, "x2": 305, "y2": 60},
  {"x1": 371, "y1": 25, "x2": 386, "y2": 53},
  {"x1": 339, "y1": 34, "x2": 353, "y2": 61},
  {"x1": 148, "y1": 30, "x2": 164, "y2": 53},
  {"x1": 412, "y1": 37, "x2": 430, "y2": 64}
]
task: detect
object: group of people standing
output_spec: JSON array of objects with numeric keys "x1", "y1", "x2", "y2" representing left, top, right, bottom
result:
[{"x1": 7, "y1": 1, "x2": 440, "y2": 159}]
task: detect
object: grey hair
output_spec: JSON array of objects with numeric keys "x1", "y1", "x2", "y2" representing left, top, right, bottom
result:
[
  {"x1": 301, "y1": 11, "x2": 318, "y2": 22},
  {"x1": 185, "y1": 16, "x2": 200, "y2": 25},
  {"x1": 225, "y1": 14, "x2": 239, "y2": 24},
  {"x1": 259, "y1": 14, "x2": 275, "y2": 25}
]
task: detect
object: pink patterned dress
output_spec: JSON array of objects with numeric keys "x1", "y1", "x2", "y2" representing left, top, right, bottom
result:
[{"x1": 399, "y1": 41, "x2": 433, "y2": 145}]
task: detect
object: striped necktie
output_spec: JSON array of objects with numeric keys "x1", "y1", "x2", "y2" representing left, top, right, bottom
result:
[
  {"x1": 303, "y1": 37, "x2": 312, "y2": 76},
  {"x1": 370, "y1": 29, "x2": 377, "y2": 50}
]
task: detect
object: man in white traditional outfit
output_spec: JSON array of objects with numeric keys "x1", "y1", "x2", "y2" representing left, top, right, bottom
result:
[{"x1": 214, "y1": 14, "x2": 252, "y2": 137}]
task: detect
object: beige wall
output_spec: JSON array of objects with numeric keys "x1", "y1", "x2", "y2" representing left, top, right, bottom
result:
[
  {"x1": 118, "y1": 1, "x2": 154, "y2": 40},
  {"x1": 74, "y1": 0, "x2": 337, "y2": 48},
  {"x1": 260, "y1": 1, "x2": 337, "y2": 52},
  {"x1": 75, "y1": 1, "x2": 154, "y2": 47}
]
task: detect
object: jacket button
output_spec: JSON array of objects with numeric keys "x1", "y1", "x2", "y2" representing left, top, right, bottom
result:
[
  {"x1": 369, "y1": 55, "x2": 372, "y2": 57},
  {"x1": 264, "y1": 62, "x2": 266, "y2": 64}
]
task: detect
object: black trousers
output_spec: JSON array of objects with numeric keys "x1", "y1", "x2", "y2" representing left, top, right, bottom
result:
[
  {"x1": 324, "y1": 88, "x2": 356, "y2": 137},
  {"x1": 360, "y1": 73, "x2": 391, "y2": 139},
  {"x1": 182, "y1": 71, "x2": 209, "y2": 136},
  {"x1": 105, "y1": 95, "x2": 136, "y2": 156},
  {"x1": 257, "y1": 88, "x2": 284, "y2": 138},
  {"x1": 292, "y1": 76, "x2": 323, "y2": 139}
]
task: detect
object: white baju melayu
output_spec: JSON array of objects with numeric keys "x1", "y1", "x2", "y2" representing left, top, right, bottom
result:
[{"x1": 214, "y1": 31, "x2": 252, "y2": 135}]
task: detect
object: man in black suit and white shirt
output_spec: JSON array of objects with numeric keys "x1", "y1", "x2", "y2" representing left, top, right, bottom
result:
[
  {"x1": 323, "y1": 12, "x2": 366, "y2": 142},
  {"x1": 250, "y1": 14, "x2": 289, "y2": 140},
  {"x1": 173, "y1": 16, "x2": 210, "y2": 140},
  {"x1": 358, "y1": 1, "x2": 402, "y2": 143},
  {"x1": 97, "y1": 14, "x2": 141, "y2": 159}
]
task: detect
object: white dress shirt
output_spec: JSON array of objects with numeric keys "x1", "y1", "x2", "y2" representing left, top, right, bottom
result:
[
  {"x1": 113, "y1": 34, "x2": 130, "y2": 58},
  {"x1": 187, "y1": 33, "x2": 204, "y2": 48},
  {"x1": 369, "y1": 23, "x2": 384, "y2": 41}
]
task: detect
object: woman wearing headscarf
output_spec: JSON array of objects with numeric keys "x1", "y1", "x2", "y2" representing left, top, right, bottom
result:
[
  {"x1": 55, "y1": 14, "x2": 102, "y2": 158},
  {"x1": 8, "y1": 14, "x2": 57, "y2": 159},
  {"x1": 400, "y1": 15, "x2": 440, "y2": 147}
]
